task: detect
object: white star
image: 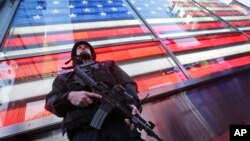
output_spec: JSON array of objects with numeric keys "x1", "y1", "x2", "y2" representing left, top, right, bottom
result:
[
  {"x1": 179, "y1": 10, "x2": 185, "y2": 17},
  {"x1": 157, "y1": 7, "x2": 163, "y2": 10},
  {"x1": 137, "y1": 7, "x2": 142, "y2": 11},
  {"x1": 150, "y1": 11, "x2": 156, "y2": 14},
  {"x1": 122, "y1": 4, "x2": 127, "y2": 7},
  {"x1": 68, "y1": 4, "x2": 75, "y2": 9},
  {"x1": 111, "y1": 7, "x2": 118, "y2": 12},
  {"x1": 52, "y1": 9, "x2": 59, "y2": 14},
  {"x1": 69, "y1": 13, "x2": 76, "y2": 18},
  {"x1": 96, "y1": 4, "x2": 103, "y2": 8},
  {"x1": 53, "y1": 1, "x2": 59, "y2": 5},
  {"x1": 33, "y1": 15, "x2": 41, "y2": 20},
  {"x1": 100, "y1": 11, "x2": 106, "y2": 16},
  {"x1": 130, "y1": 0, "x2": 136, "y2": 3},
  {"x1": 144, "y1": 4, "x2": 149, "y2": 7},
  {"x1": 36, "y1": 5, "x2": 43, "y2": 10},
  {"x1": 82, "y1": 0, "x2": 88, "y2": 4},
  {"x1": 127, "y1": 11, "x2": 132, "y2": 15},
  {"x1": 83, "y1": 8, "x2": 90, "y2": 12},
  {"x1": 107, "y1": 0, "x2": 113, "y2": 3}
]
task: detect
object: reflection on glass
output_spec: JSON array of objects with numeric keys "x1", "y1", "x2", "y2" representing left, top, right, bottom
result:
[
  {"x1": 164, "y1": 32, "x2": 250, "y2": 78},
  {"x1": 129, "y1": 0, "x2": 236, "y2": 39},
  {"x1": 197, "y1": 0, "x2": 250, "y2": 34},
  {"x1": 96, "y1": 42, "x2": 187, "y2": 91},
  {"x1": 130, "y1": 0, "x2": 250, "y2": 78},
  {"x1": 236, "y1": 0, "x2": 250, "y2": 8}
]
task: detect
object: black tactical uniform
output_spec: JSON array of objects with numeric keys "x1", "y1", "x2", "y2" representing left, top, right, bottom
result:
[{"x1": 45, "y1": 41, "x2": 143, "y2": 141}]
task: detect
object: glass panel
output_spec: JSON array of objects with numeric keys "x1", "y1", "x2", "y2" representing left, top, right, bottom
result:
[
  {"x1": 0, "y1": 0, "x2": 187, "y2": 130},
  {"x1": 129, "y1": 0, "x2": 237, "y2": 39},
  {"x1": 96, "y1": 42, "x2": 187, "y2": 92},
  {"x1": 1, "y1": 0, "x2": 154, "y2": 60},
  {"x1": 0, "y1": 41, "x2": 187, "y2": 128},
  {"x1": 164, "y1": 33, "x2": 250, "y2": 78},
  {"x1": 129, "y1": 0, "x2": 250, "y2": 78},
  {"x1": 1, "y1": 0, "x2": 154, "y2": 128},
  {"x1": 236, "y1": 0, "x2": 250, "y2": 8},
  {"x1": 197, "y1": 0, "x2": 250, "y2": 35}
]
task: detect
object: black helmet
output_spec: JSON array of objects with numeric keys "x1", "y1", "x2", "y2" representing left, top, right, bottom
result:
[{"x1": 62, "y1": 41, "x2": 96, "y2": 69}]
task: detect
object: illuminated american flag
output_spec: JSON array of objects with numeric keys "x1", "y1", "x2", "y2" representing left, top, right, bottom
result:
[{"x1": 0, "y1": 0, "x2": 250, "y2": 130}]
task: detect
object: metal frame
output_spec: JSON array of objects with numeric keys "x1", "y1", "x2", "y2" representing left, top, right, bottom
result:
[
  {"x1": 192, "y1": 0, "x2": 250, "y2": 40},
  {"x1": 0, "y1": 0, "x2": 20, "y2": 47},
  {"x1": 1, "y1": 0, "x2": 250, "y2": 139},
  {"x1": 139, "y1": 64, "x2": 250, "y2": 103},
  {"x1": 0, "y1": 39, "x2": 160, "y2": 61},
  {"x1": 0, "y1": 115, "x2": 62, "y2": 139},
  {"x1": 125, "y1": 0, "x2": 192, "y2": 79},
  {"x1": 233, "y1": 0, "x2": 250, "y2": 9}
]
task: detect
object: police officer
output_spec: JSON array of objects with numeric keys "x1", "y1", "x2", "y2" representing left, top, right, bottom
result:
[{"x1": 45, "y1": 41, "x2": 143, "y2": 141}]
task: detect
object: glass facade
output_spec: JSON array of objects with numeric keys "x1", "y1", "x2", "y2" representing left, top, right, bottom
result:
[{"x1": 0, "y1": 0, "x2": 250, "y2": 136}]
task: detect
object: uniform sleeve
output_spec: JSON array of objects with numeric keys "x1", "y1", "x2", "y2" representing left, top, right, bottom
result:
[
  {"x1": 45, "y1": 75, "x2": 74, "y2": 117},
  {"x1": 109, "y1": 61, "x2": 142, "y2": 111}
]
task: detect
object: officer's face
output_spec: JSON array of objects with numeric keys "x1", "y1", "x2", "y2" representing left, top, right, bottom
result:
[{"x1": 76, "y1": 44, "x2": 92, "y2": 56}]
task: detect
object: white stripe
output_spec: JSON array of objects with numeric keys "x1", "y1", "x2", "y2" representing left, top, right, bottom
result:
[
  {"x1": 10, "y1": 20, "x2": 141, "y2": 35},
  {"x1": 3, "y1": 43, "x2": 250, "y2": 102},
  {"x1": 120, "y1": 57, "x2": 173, "y2": 76},
  {"x1": 11, "y1": 16, "x2": 250, "y2": 35},
  {"x1": 147, "y1": 16, "x2": 250, "y2": 24},
  {"x1": 239, "y1": 26, "x2": 250, "y2": 31},
  {"x1": 222, "y1": 15, "x2": 250, "y2": 21},
  {"x1": 0, "y1": 35, "x2": 153, "y2": 60},
  {"x1": 159, "y1": 28, "x2": 233, "y2": 38},
  {"x1": 175, "y1": 7, "x2": 236, "y2": 11},
  {"x1": 0, "y1": 78, "x2": 54, "y2": 104},
  {"x1": 177, "y1": 44, "x2": 250, "y2": 64}
]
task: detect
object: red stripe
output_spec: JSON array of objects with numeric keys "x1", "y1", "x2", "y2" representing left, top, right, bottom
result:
[
  {"x1": 165, "y1": 33, "x2": 248, "y2": 52},
  {"x1": 1, "y1": 33, "x2": 248, "y2": 80},
  {"x1": 230, "y1": 20, "x2": 250, "y2": 27},
  {"x1": 0, "y1": 102, "x2": 52, "y2": 128},
  {"x1": 4, "y1": 20, "x2": 250, "y2": 49},
  {"x1": 135, "y1": 71, "x2": 187, "y2": 92},
  {"x1": 172, "y1": 2, "x2": 228, "y2": 7},
  {"x1": 152, "y1": 22, "x2": 226, "y2": 33},
  {"x1": 189, "y1": 55, "x2": 250, "y2": 78},
  {"x1": 96, "y1": 42, "x2": 165, "y2": 62},
  {"x1": 3, "y1": 26, "x2": 149, "y2": 48},
  {"x1": 184, "y1": 11, "x2": 243, "y2": 16},
  {"x1": 0, "y1": 42, "x2": 165, "y2": 80}
]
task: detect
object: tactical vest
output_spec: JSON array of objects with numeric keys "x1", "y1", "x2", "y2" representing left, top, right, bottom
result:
[{"x1": 62, "y1": 61, "x2": 119, "y2": 138}]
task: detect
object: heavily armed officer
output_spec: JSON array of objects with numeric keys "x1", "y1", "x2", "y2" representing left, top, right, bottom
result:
[{"x1": 45, "y1": 41, "x2": 144, "y2": 141}]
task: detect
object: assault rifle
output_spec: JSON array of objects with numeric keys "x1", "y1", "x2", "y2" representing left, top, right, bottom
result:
[{"x1": 74, "y1": 65, "x2": 163, "y2": 141}]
